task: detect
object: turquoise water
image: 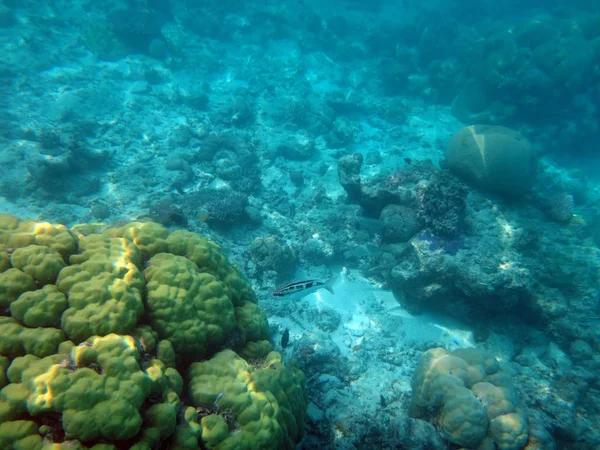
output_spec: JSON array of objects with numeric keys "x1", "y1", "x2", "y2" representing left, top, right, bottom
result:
[{"x1": 1, "y1": 1, "x2": 599, "y2": 449}]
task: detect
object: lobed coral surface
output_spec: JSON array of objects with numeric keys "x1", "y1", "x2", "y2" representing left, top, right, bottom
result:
[{"x1": 0, "y1": 213, "x2": 307, "y2": 449}]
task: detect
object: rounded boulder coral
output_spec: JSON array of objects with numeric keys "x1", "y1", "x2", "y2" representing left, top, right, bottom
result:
[
  {"x1": 410, "y1": 347, "x2": 531, "y2": 449},
  {"x1": 0, "y1": 214, "x2": 305, "y2": 449},
  {"x1": 445, "y1": 125, "x2": 537, "y2": 197}
]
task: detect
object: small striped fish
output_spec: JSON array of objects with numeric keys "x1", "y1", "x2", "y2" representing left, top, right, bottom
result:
[{"x1": 272, "y1": 277, "x2": 336, "y2": 300}]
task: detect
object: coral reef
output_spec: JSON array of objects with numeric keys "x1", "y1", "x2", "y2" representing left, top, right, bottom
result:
[
  {"x1": 277, "y1": 133, "x2": 317, "y2": 161},
  {"x1": 417, "y1": 171, "x2": 467, "y2": 237},
  {"x1": 0, "y1": 214, "x2": 306, "y2": 449},
  {"x1": 325, "y1": 117, "x2": 356, "y2": 149},
  {"x1": 107, "y1": 7, "x2": 168, "y2": 53},
  {"x1": 389, "y1": 198, "x2": 533, "y2": 317},
  {"x1": 411, "y1": 348, "x2": 531, "y2": 449},
  {"x1": 188, "y1": 350, "x2": 307, "y2": 449},
  {"x1": 379, "y1": 205, "x2": 422, "y2": 243},
  {"x1": 184, "y1": 188, "x2": 249, "y2": 228},
  {"x1": 249, "y1": 235, "x2": 296, "y2": 282},
  {"x1": 338, "y1": 153, "x2": 364, "y2": 204},
  {"x1": 3, "y1": 2, "x2": 600, "y2": 448}
]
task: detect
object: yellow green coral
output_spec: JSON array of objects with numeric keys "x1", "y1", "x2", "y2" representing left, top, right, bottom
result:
[
  {"x1": 0, "y1": 317, "x2": 64, "y2": 358},
  {"x1": 104, "y1": 221, "x2": 169, "y2": 258},
  {"x1": 0, "y1": 356, "x2": 10, "y2": 388},
  {"x1": 0, "y1": 268, "x2": 35, "y2": 310},
  {"x1": 0, "y1": 250, "x2": 10, "y2": 273},
  {"x1": 0, "y1": 215, "x2": 305, "y2": 449},
  {"x1": 0, "y1": 213, "x2": 20, "y2": 239},
  {"x1": 171, "y1": 406, "x2": 203, "y2": 449},
  {"x1": 10, "y1": 244, "x2": 65, "y2": 284},
  {"x1": 10, "y1": 284, "x2": 67, "y2": 328},
  {"x1": 13, "y1": 334, "x2": 176, "y2": 442},
  {"x1": 144, "y1": 253, "x2": 237, "y2": 359},
  {"x1": 188, "y1": 349, "x2": 307, "y2": 450},
  {"x1": 234, "y1": 301, "x2": 270, "y2": 342},
  {"x1": 69, "y1": 233, "x2": 141, "y2": 266},
  {"x1": 238, "y1": 340, "x2": 273, "y2": 361},
  {"x1": 56, "y1": 236, "x2": 145, "y2": 342},
  {"x1": 0, "y1": 420, "x2": 43, "y2": 449},
  {"x1": 6, "y1": 218, "x2": 77, "y2": 258},
  {"x1": 0, "y1": 382, "x2": 29, "y2": 422},
  {"x1": 167, "y1": 230, "x2": 258, "y2": 306}
]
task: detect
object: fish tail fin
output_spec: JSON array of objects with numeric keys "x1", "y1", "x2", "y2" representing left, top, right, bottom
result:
[{"x1": 324, "y1": 276, "x2": 337, "y2": 295}]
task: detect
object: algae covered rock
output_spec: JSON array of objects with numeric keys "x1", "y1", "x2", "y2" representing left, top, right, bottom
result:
[
  {"x1": 379, "y1": 204, "x2": 423, "y2": 243},
  {"x1": 249, "y1": 235, "x2": 296, "y2": 281}
]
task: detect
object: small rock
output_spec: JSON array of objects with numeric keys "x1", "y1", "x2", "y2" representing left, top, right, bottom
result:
[{"x1": 380, "y1": 204, "x2": 422, "y2": 243}]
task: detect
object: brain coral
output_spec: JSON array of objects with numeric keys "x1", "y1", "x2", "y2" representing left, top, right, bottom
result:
[
  {"x1": 411, "y1": 347, "x2": 530, "y2": 449},
  {"x1": 0, "y1": 214, "x2": 306, "y2": 449},
  {"x1": 445, "y1": 125, "x2": 537, "y2": 197}
]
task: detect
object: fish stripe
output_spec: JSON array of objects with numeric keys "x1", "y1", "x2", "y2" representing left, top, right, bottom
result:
[
  {"x1": 276, "y1": 279, "x2": 320, "y2": 290},
  {"x1": 273, "y1": 279, "x2": 325, "y2": 295}
]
